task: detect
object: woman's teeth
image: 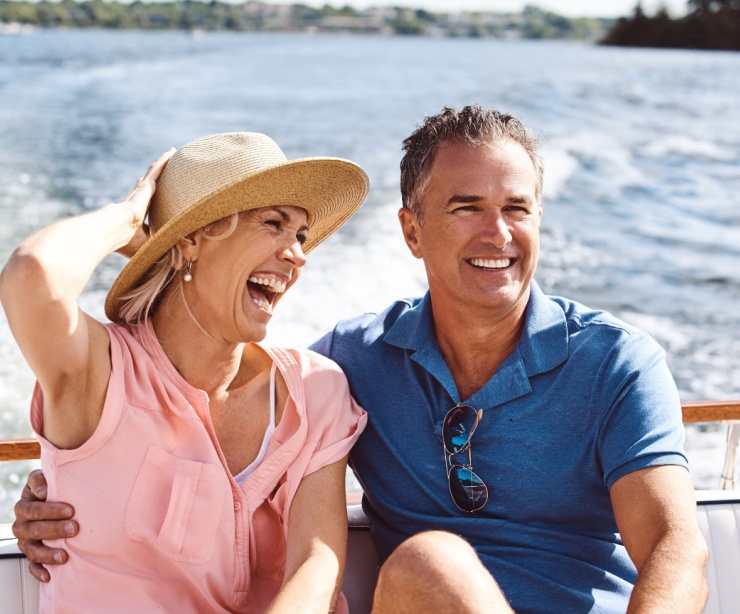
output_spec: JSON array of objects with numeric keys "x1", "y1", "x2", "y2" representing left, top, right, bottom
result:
[
  {"x1": 248, "y1": 276, "x2": 286, "y2": 293},
  {"x1": 470, "y1": 258, "x2": 511, "y2": 269},
  {"x1": 252, "y1": 297, "x2": 272, "y2": 314},
  {"x1": 247, "y1": 275, "x2": 287, "y2": 314}
]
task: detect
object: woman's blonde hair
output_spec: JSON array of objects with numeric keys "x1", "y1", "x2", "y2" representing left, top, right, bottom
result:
[{"x1": 116, "y1": 213, "x2": 241, "y2": 324}]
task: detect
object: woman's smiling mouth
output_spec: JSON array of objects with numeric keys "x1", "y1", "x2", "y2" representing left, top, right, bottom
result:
[{"x1": 247, "y1": 274, "x2": 288, "y2": 314}]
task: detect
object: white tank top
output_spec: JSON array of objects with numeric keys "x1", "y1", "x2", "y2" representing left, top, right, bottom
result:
[{"x1": 233, "y1": 362, "x2": 277, "y2": 486}]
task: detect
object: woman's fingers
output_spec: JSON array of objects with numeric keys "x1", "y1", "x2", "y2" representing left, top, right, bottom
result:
[
  {"x1": 114, "y1": 148, "x2": 175, "y2": 258},
  {"x1": 135, "y1": 147, "x2": 176, "y2": 194},
  {"x1": 145, "y1": 148, "x2": 176, "y2": 180},
  {"x1": 122, "y1": 147, "x2": 176, "y2": 215}
]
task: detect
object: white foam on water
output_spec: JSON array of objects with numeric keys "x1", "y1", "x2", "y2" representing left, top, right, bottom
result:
[
  {"x1": 540, "y1": 143, "x2": 579, "y2": 200},
  {"x1": 548, "y1": 132, "x2": 648, "y2": 202},
  {"x1": 617, "y1": 311, "x2": 740, "y2": 487},
  {"x1": 639, "y1": 136, "x2": 736, "y2": 162},
  {"x1": 618, "y1": 311, "x2": 692, "y2": 354}
]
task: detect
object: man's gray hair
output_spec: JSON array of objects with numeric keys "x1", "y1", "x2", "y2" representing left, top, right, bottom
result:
[{"x1": 400, "y1": 105, "x2": 544, "y2": 219}]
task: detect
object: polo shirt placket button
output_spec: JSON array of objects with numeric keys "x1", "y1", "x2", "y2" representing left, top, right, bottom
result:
[{"x1": 234, "y1": 500, "x2": 241, "y2": 511}]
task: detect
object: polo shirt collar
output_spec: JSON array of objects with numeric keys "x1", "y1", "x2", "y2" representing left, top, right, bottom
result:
[{"x1": 383, "y1": 282, "x2": 568, "y2": 409}]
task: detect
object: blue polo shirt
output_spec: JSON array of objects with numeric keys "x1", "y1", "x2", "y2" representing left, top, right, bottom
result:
[{"x1": 311, "y1": 282, "x2": 688, "y2": 614}]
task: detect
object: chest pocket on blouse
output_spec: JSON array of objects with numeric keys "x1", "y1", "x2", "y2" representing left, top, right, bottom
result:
[{"x1": 125, "y1": 445, "x2": 228, "y2": 564}]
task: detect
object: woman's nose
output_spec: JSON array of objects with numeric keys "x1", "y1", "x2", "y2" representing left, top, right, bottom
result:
[{"x1": 280, "y1": 239, "x2": 307, "y2": 267}]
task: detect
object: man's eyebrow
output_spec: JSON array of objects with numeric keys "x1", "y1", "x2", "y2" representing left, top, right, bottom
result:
[
  {"x1": 446, "y1": 194, "x2": 534, "y2": 206},
  {"x1": 268, "y1": 206, "x2": 310, "y2": 232},
  {"x1": 446, "y1": 195, "x2": 483, "y2": 206},
  {"x1": 506, "y1": 194, "x2": 535, "y2": 205}
]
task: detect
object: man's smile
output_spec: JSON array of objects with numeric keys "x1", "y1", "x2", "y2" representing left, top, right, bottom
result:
[{"x1": 468, "y1": 257, "x2": 514, "y2": 270}]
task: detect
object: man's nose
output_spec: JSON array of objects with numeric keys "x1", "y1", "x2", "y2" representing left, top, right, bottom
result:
[{"x1": 481, "y1": 211, "x2": 512, "y2": 249}]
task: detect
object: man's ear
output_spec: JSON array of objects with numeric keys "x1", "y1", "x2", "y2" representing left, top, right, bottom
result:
[{"x1": 398, "y1": 207, "x2": 423, "y2": 260}]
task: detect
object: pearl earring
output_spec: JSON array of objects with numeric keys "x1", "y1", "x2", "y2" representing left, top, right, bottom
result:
[{"x1": 183, "y1": 260, "x2": 193, "y2": 282}]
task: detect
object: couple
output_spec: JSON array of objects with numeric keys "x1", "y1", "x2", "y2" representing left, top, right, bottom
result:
[{"x1": 6, "y1": 106, "x2": 707, "y2": 613}]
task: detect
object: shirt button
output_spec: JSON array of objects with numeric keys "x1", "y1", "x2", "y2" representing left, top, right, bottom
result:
[{"x1": 234, "y1": 501, "x2": 241, "y2": 511}]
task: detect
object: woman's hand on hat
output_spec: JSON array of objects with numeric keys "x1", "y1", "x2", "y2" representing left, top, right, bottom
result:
[{"x1": 116, "y1": 148, "x2": 175, "y2": 260}]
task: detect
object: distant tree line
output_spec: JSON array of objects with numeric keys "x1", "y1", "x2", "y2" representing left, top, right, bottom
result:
[
  {"x1": 0, "y1": 0, "x2": 608, "y2": 39},
  {"x1": 602, "y1": 0, "x2": 740, "y2": 50},
  {"x1": 0, "y1": 0, "x2": 300, "y2": 31}
]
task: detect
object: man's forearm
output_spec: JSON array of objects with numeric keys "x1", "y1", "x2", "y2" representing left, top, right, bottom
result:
[{"x1": 627, "y1": 530, "x2": 708, "y2": 614}]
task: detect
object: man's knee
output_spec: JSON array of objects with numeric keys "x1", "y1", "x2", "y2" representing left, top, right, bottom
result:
[
  {"x1": 373, "y1": 531, "x2": 512, "y2": 614},
  {"x1": 382, "y1": 531, "x2": 479, "y2": 578}
]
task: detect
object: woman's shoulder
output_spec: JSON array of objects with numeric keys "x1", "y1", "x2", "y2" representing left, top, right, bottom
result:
[
  {"x1": 262, "y1": 345, "x2": 355, "y2": 411},
  {"x1": 103, "y1": 322, "x2": 148, "y2": 361},
  {"x1": 262, "y1": 345, "x2": 347, "y2": 377},
  {"x1": 264, "y1": 346, "x2": 365, "y2": 446}
]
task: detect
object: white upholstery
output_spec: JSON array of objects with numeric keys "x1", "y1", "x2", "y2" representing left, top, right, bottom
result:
[
  {"x1": 696, "y1": 491, "x2": 740, "y2": 614},
  {"x1": 1, "y1": 495, "x2": 738, "y2": 613},
  {"x1": 0, "y1": 541, "x2": 39, "y2": 613}
]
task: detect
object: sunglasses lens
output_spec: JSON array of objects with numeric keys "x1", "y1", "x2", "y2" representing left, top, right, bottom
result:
[
  {"x1": 443, "y1": 405, "x2": 479, "y2": 454},
  {"x1": 449, "y1": 465, "x2": 488, "y2": 512}
]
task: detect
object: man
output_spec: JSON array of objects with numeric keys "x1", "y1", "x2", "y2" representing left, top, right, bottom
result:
[{"x1": 14, "y1": 106, "x2": 708, "y2": 612}]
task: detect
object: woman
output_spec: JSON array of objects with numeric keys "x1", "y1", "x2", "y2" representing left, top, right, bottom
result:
[{"x1": 0, "y1": 132, "x2": 369, "y2": 613}]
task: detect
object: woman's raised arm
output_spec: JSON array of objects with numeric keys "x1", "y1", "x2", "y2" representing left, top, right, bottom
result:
[{"x1": 0, "y1": 149, "x2": 173, "y2": 448}]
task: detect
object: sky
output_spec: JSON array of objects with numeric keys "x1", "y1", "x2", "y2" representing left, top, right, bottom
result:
[{"x1": 276, "y1": 1, "x2": 690, "y2": 19}]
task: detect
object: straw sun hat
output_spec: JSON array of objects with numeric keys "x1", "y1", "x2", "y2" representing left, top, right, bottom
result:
[{"x1": 104, "y1": 132, "x2": 369, "y2": 322}]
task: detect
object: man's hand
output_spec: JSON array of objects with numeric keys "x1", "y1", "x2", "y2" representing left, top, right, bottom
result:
[{"x1": 12, "y1": 469, "x2": 78, "y2": 583}]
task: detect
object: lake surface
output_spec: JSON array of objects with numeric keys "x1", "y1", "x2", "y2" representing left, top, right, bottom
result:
[{"x1": 0, "y1": 30, "x2": 739, "y2": 521}]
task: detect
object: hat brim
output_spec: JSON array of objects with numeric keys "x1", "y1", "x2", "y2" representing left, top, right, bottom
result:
[{"x1": 105, "y1": 157, "x2": 368, "y2": 323}]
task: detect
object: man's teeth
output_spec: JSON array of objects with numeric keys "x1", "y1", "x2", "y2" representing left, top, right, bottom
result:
[
  {"x1": 470, "y1": 258, "x2": 511, "y2": 269},
  {"x1": 251, "y1": 297, "x2": 273, "y2": 314},
  {"x1": 248, "y1": 276, "x2": 287, "y2": 293}
]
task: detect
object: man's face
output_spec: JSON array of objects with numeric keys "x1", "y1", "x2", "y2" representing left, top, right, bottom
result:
[{"x1": 399, "y1": 139, "x2": 541, "y2": 320}]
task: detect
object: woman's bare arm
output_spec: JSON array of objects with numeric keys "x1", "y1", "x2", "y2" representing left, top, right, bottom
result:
[
  {"x1": 0, "y1": 150, "x2": 173, "y2": 448},
  {"x1": 266, "y1": 457, "x2": 350, "y2": 614}
]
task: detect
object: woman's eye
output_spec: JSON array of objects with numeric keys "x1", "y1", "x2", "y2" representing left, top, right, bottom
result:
[
  {"x1": 297, "y1": 233, "x2": 308, "y2": 245},
  {"x1": 266, "y1": 219, "x2": 281, "y2": 229}
]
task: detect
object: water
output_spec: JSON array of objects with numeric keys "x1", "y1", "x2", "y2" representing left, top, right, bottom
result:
[{"x1": 1, "y1": 30, "x2": 739, "y2": 521}]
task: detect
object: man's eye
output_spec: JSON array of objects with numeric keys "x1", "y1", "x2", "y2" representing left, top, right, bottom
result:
[
  {"x1": 297, "y1": 234, "x2": 308, "y2": 245},
  {"x1": 266, "y1": 219, "x2": 281, "y2": 229}
]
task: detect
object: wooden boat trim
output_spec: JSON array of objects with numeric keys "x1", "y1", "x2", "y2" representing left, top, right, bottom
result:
[
  {"x1": 681, "y1": 400, "x2": 740, "y2": 424},
  {"x1": 0, "y1": 401, "x2": 737, "y2": 463},
  {"x1": 0, "y1": 439, "x2": 40, "y2": 463}
]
